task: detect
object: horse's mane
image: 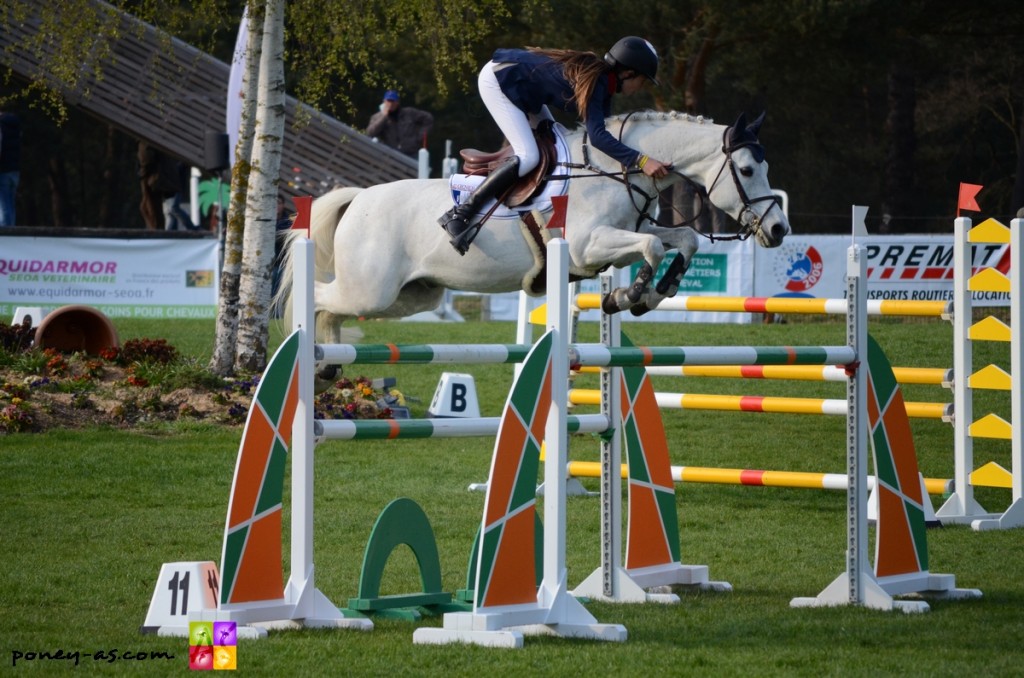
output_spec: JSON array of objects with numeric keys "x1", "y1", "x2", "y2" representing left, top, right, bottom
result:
[
  {"x1": 557, "y1": 110, "x2": 716, "y2": 142},
  {"x1": 606, "y1": 110, "x2": 714, "y2": 125}
]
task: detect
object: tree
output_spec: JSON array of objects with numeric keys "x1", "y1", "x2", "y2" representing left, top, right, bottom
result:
[
  {"x1": 233, "y1": 0, "x2": 285, "y2": 373},
  {"x1": 209, "y1": 2, "x2": 263, "y2": 375}
]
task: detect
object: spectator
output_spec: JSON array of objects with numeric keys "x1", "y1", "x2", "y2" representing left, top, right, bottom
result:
[
  {"x1": 366, "y1": 89, "x2": 433, "y2": 158},
  {"x1": 162, "y1": 161, "x2": 197, "y2": 231},
  {"x1": 137, "y1": 142, "x2": 196, "y2": 231},
  {"x1": 0, "y1": 109, "x2": 22, "y2": 227}
]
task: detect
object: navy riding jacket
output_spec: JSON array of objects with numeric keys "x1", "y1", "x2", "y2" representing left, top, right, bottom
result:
[{"x1": 491, "y1": 48, "x2": 640, "y2": 168}]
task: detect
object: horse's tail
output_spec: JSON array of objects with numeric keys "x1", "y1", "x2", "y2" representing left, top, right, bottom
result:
[{"x1": 273, "y1": 186, "x2": 365, "y2": 325}]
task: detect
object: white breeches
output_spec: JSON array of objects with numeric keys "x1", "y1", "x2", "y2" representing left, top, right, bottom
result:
[{"x1": 478, "y1": 61, "x2": 553, "y2": 177}]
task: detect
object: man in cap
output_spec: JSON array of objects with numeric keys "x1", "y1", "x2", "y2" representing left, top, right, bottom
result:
[{"x1": 366, "y1": 89, "x2": 434, "y2": 158}]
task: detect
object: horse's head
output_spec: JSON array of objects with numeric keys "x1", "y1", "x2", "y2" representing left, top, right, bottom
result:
[{"x1": 705, "y1": 112, "x2": 790, "y2": 248}]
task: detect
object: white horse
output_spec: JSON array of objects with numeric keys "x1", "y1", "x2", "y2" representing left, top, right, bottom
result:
[{"x1": 277, "y1": 110, "x2": 790, "y2": 346}]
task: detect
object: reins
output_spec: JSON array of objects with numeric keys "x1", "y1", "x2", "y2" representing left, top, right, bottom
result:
[{"x1": 544, "y1": 111, "x2": 780, "y2": 242}]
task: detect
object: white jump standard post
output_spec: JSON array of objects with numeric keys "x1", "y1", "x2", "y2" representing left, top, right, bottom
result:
[
  {"x1": 791, "y1": 208, "x2": 927, "y2": 612},
  {"x1": 791, "y1": 222, "x2": 904, "y2": 610},
  {"x1": 414, "y1": 235, "x2": 628, "y2": 648},
  {"x1": 282, "y1": 240, "x2": 375, "y2": 629},
  {"x1": 570, "y1": 274, "x2": 730, "y2": 604}
]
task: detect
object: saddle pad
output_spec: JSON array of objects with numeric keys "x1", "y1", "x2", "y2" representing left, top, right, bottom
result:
[{"x1": 446, "y1": 123, "x2": 572, "y2": 220}]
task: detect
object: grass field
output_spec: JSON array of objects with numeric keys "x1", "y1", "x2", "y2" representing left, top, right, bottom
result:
[{"x1": 3, "y1": 316, "x2": 1022, "y2": 675}]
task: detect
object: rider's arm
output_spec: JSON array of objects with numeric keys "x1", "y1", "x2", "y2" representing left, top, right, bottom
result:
[
  {"x1": 583, "y1": 86, "x2": 670, "y2": 178},
  {"x1": 583, "y1": 97, "x2": 640, "y2": 167}
]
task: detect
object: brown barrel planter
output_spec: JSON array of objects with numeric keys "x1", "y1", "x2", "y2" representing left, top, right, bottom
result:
[{"x1": 34, "y1": 305, "x2": 120, "y2": 355}]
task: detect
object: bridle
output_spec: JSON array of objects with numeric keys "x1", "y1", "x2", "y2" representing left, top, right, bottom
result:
[
  {"x1": 700, "y1": 126, "x2": 784, "y2": 243},
  {"x1": 551, "y1": 114, "x2": 782, "y2": 242}
]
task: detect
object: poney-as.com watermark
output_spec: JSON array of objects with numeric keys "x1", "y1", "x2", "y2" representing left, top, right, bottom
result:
[
  {"x1": 12, "y1": 621, "x2": 238, "y2": 670},
  {"x1": 11, "y1": 648, "x2": 175, "y2": 667}
]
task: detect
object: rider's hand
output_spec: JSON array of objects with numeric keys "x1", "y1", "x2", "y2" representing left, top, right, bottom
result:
[{"x1": 640, "y1": 157, "x2": 671, "y2": 179}]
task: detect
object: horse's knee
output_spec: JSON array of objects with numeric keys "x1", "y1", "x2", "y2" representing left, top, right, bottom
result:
[{"x1": 678, "y1": 228, "x2": 699, "y2": 258}]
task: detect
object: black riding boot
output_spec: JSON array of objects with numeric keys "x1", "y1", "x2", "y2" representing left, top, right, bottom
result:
[{"x1": 438, "y1": 157, "x2": 520, "y2": 255}]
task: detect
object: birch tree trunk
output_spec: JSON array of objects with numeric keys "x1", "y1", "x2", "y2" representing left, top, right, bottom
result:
[
  {"x1": 209, "y1": 2, "x2": 263, "y2": 376},
  {"x1": 234, "y1": 0, "x2": 286, "y2": 373}
]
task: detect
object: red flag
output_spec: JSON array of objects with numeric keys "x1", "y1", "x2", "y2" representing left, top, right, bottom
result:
[
  {"x1": 547, "y1": 194, "x2": 568, "y2": 234},
  {"x1": 957, "y1": 183, "x2": 983, "y2": 216},
  {"x1": 291, "y1": 195, "x2": 313, "y2": 235}
]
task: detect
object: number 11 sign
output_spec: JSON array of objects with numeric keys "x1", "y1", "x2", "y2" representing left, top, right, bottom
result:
[{"x1": 140, "y1": 561, "x2": 219, "y2": 636}]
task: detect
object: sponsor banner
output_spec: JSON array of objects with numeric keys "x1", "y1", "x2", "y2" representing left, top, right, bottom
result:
[
  {"x1": 0, "y1": 237, "x2": 219, "y2": 320},
  {"x1": 754, "y1": 235, "x2": 1010, "y2": 305}
]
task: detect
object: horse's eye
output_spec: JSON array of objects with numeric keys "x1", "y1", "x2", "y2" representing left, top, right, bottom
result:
[{"x1": 740, "y1": 166, "x2": 754, "y2": 178}]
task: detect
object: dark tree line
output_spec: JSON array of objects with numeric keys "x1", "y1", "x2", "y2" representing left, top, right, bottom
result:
[{"x1": 4, "y1": 0, "x2": 1022, "y2": 234}]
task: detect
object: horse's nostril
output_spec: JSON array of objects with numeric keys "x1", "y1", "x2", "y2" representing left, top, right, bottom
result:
[{"x1": 771, "y1": 223, "x2": 788, "y2": 243}]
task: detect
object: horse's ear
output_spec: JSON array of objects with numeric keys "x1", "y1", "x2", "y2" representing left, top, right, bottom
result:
[
  {"x1": 732, "y1": 112, "x2": 748, "y2": 133},
  {"x1": 747, "y1": 111, "x2": 766, "y2": 138}
]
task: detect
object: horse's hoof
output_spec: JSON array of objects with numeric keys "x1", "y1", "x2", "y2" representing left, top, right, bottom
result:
[
  {"x1": 601, "y1": 294, "x2": 622, "y2": 315},
  {"x1": 630, "y1": 304, "x2": 652, "y2": 317},
  {"x1": 317, "y1": 365, "x2": 339, "y2": 382}
]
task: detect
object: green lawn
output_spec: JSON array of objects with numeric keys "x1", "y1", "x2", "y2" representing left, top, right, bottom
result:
[{"x1": 2, "y1": 316, "x2": 1021, "y2": 676}]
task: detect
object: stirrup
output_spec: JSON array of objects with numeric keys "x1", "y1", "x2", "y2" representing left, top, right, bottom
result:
[
  {"x1": 450, "y1": 222, "x2": 481, "y2": 256},
  {"x1": 438, "y1": 206, "x2": 468, "y2": 232}
]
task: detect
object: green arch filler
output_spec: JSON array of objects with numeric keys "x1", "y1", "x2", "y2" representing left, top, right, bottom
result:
[{"x1": 348, "y1": 498, "x2": 467, "y2": 620}]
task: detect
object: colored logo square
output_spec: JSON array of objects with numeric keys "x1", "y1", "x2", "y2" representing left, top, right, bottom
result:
[
  {"x1": 186, "y1": 270, "x2": 214, "y2": 287},
  {"x1": 214, "y1": 621, "x2": 237, "y2": 646},
  {"x1": 189, "y1": 645, "x2": 214, "y2": 671},
  {"x1": 213, "y1": 645, "x2": 237, "y2": 670},
  {"x1": 189, "y1": 621, "x2": 214, "y2": 647}
]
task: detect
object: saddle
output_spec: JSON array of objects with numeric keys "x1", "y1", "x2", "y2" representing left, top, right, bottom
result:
[{"x1": 458, "y1": 120, "x2": 558, "y2": 207}]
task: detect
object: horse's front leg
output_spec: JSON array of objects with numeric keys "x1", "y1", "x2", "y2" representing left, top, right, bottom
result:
[
  {"x1": 568, "y1": 226, "x2": 666, "y2": 315},
  {"x1": 625, "y1": 226, "x2": 699, "y2": 316},
  {"x1": 649, "y1": 225, "x2": 700, "y2": 296}
]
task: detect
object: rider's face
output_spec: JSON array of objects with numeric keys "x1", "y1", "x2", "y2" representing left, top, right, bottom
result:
[{"x1": 620, "y1": 73, "x2": 646, "y2": 96}]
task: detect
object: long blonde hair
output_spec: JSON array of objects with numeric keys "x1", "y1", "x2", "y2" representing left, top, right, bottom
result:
[{"x1": 526, "y1": 47, "x2": 610, "y2": 121}]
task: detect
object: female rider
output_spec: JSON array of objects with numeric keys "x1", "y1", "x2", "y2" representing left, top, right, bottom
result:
[{"x1": 439, "y1": 36, "x2": 672, "y2": 255}]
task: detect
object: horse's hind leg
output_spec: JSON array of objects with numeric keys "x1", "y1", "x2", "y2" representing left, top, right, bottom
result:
[{"x1": 312, "y1": 311, "x2": 353, "y2": 388}]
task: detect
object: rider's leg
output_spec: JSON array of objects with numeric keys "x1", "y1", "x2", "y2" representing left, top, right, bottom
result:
[
  {"x1": 437, "y1": 61, "x2": 537, "y2": 255},
  {"x1": 439, "y1": 156, "x2": 519, "y2": 255},
  {"x1": 477, "y1": 61, "x2": 539, "y2": 176}
]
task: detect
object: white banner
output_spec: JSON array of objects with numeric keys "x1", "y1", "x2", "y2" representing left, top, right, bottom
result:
[
  {"x1": 754, "y1": 235, "x2": 1011, "y2": 305},
  {"x1": 0, "y1": 237, "x2": 219, "y2": 320}
]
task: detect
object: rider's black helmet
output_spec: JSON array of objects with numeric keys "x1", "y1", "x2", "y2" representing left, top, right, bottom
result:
[{"x1": 604, "y1": 36, "x2": 660, "y2": 86}]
